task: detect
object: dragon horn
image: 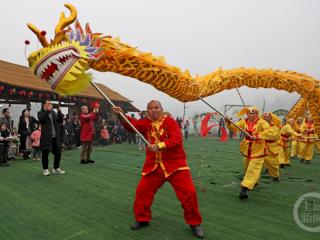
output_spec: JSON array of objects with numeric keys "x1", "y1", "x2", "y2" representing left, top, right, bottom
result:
[
  {"x1": 27, "y1": 23, "x2": 49, "y2": 47},
  {"x1": 55, "y1": 4, "x2": 77, "y2": 34}
]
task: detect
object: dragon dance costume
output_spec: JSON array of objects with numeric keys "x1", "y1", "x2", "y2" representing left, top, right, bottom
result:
[{"x1": 121, "y1": 114, "x2": 202, "y2": 226}]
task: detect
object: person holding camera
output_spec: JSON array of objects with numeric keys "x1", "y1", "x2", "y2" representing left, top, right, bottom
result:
[{"x1": 37, "y1": 100, "x2": 65, "y2": 176}]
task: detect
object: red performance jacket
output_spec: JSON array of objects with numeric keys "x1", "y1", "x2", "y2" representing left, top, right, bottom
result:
[
  {"x1": 80, "y1": 113, "x2": 96, "y2": 142},
  {"x1": 122, "y1": 114, "x2": 189, "y2": 177}
]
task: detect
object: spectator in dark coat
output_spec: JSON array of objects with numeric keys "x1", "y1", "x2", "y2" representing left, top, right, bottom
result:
[
  {"x1": 72, "y1": 115, "x2": 81, "y2": 148},
  {"x1": 184, "y1": 120, "x2": 190, "y2": 140},
  {"x1": 64, "y1": 117, "x2": 73, "y2": 150},
  {"x1": 37, "y1": 100, "x2": 65, "y2": 176},
  {"x1": 218, "y1": 118, "x2": 225, "y2": 138},
  {"x1": 128, "y1": 114, "x2": 137, "y2": 144},
  {"x1": 18, "y1": 109, "x2": 38, "y2": 159},
  {"x1": 0, "y1": 122, "x2": 10, "y2": 166}
]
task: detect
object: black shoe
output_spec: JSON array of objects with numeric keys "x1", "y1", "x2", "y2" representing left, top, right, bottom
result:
[
  {"x1": 285, "y1": 164, "x2": 291, "y2": 167},
  {"x1": 300, "y1": 159, "x2": 305, "y2": 164},
  {"x1": 80, "y1": 160, "x2": 88, "y2": 164},
  {"x1": 87, "y1": 160, "x2": 95, "y2": 164},
  {"x1": 280, "y1": 164, "x2": 285, "y2": 168},
  {"x1": 190, "y1": 225, "x2": 205, "y2": 239},
  {"x1": 272, "y1": 177, "x2": 280, "y2": 182},
  {"x1": 130, "y1": 221, "x2": 149, "y2": 230},
  {"x1": 239, "y1": 187, "x2": 248, "y2": 199}
]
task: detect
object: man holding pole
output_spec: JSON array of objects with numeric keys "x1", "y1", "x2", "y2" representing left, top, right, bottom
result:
[
  {"x1": 226, "y1": 107, "x2": 277, "y2": 199},
  {"x1": 261, "y1": 112, "x2": 281, "y2": 181},
  {"x1": 112, "y1": 100, "x2": 204, "y2": 239}
]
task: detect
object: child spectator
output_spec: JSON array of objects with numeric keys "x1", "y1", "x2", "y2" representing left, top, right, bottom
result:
[
  {"x1": 8, "y1": 127, "x2": 20, "y2": 160},
  {"x1": 100, "y1": 125, "x2": 110, "y2": 146},
  {"x1": 31, "y1": 124, "x2": 42, "y2": 161}
]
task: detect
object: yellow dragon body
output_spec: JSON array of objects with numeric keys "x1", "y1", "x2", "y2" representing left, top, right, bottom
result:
[{"x1": 27, "y1": 4, "x2": 320, "y2": 135}]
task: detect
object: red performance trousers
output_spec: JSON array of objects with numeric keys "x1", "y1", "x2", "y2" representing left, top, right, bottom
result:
[{"x1": 134, "y1": 166, "x2": 202, "y2": 226}]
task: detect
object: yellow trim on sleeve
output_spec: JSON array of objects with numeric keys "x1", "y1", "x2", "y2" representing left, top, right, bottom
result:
[{"x1": 157, "y1": 142, "x2": 166, "y2": 149}]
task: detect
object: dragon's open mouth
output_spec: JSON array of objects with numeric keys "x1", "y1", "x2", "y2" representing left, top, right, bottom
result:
[{"x1": 34, "y1": 46, "x2": 80, "y2": 88}]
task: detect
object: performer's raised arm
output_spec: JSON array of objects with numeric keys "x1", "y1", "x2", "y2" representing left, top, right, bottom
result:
[{"x1": 111, "y1": 106, "x2": 143, "y2": 133}]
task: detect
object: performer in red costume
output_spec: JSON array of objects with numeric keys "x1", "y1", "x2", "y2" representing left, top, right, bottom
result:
[{"x1": 112, "y1": 100, "x2": 204, "y2": 239}]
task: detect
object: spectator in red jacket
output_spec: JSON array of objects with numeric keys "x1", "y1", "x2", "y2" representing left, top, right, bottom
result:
[{"x1": 79, "y1": 106, "x2": 98, "y2": 164}]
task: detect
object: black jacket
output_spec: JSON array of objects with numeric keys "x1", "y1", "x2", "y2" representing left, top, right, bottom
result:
[
  {"x1": 0, "y1": 129, "x2": 10, "y2": 147},
  {"x1": 18, "y1": 116, "x2": 38, "y2": 151},
  {"x1": 38, "y1": 109, "x2": 64, "y2": 150}
]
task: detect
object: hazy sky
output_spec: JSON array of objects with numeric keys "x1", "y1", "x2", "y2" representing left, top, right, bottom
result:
[{"x1": 1, "y1": 0, "x2": 319, "y2": 118}]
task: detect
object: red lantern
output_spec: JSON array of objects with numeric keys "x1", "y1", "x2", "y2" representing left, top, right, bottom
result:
[
  {"x1": 27, "y1": 91, "x2": 33, "y2": 97},
  {"x1": 0, "y1": 86, "x2": 4, "y2": 93},
  {"x1": 18, "y1": 90, "x2": 26, "y2": 96},
  {"x1": 8, "y1": 88, "x2": 16, "y2": 95},
  {"x1": 91, "y1": 101, "x2": 100, "y2": 109}
]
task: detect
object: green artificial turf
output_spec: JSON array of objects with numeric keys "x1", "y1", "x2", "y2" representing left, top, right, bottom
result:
[{"x1": 0, "y1": 137, "x2": 319, "y2": 240}]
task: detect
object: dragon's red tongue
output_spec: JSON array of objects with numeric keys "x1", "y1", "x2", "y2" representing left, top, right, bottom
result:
[{"x1": 42, "y1": 63, "x2": 58, "y2": 80}]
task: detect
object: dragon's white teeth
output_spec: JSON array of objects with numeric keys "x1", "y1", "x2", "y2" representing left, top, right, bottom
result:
[
  {"x1": 71, "y1": 51, "x2": 80, "y2": 57},
  {"x1": 52, "y1": 59, "x2": 61, "y2": 65},
  {"x1": 36, "y1": 47, "x2": 80, "y2": 81},
  {"x1": 52, "y1": 71, "x2": 58, "y2": 77}
]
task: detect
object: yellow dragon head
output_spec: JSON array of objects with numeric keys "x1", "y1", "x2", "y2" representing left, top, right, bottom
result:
[{"x1": 27, "y1": 4, "x2": 104, "y2": 95}]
